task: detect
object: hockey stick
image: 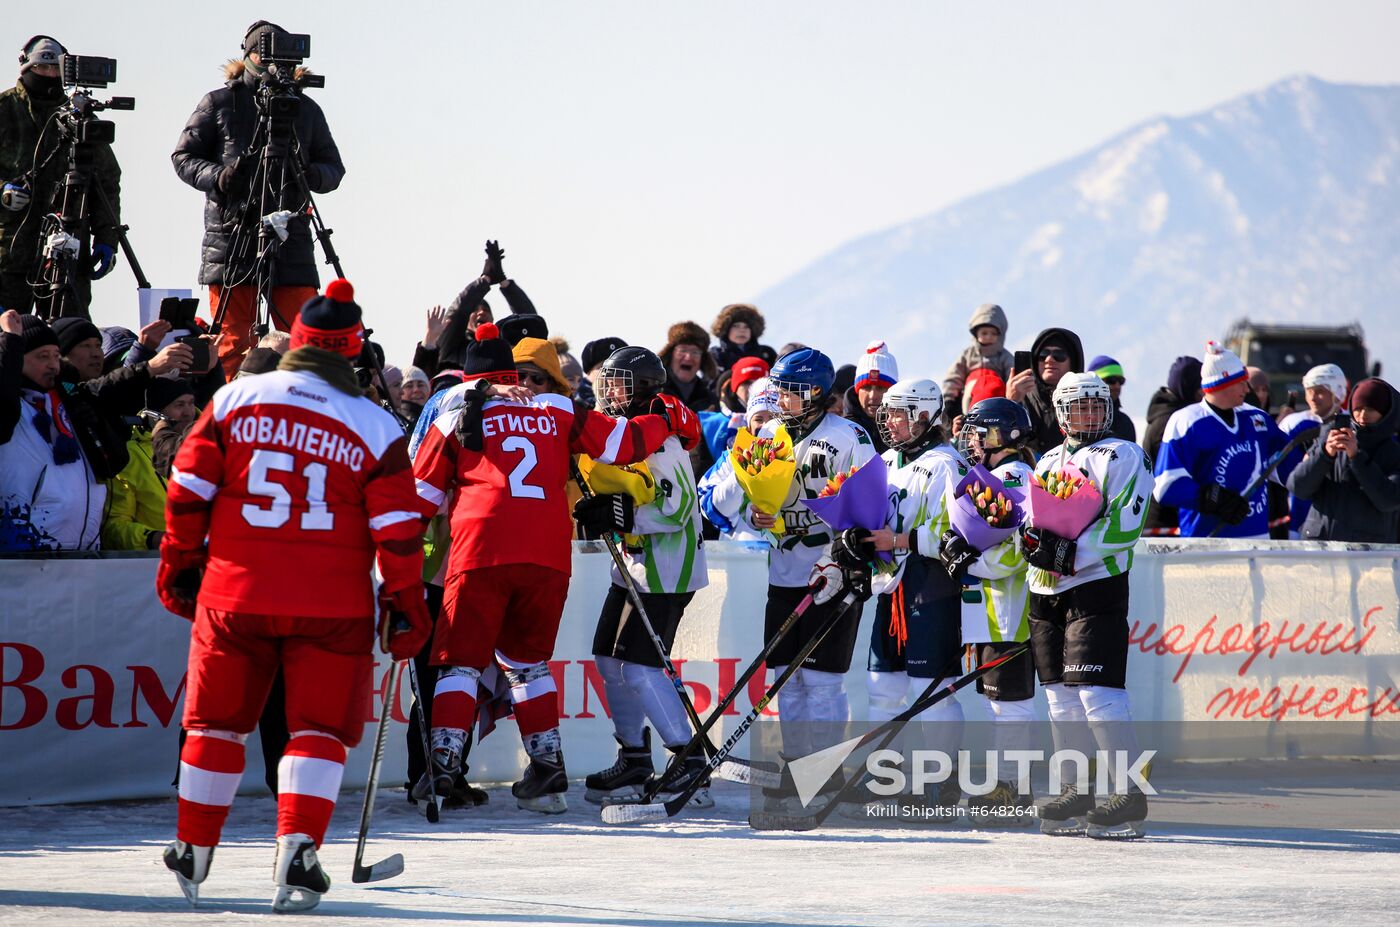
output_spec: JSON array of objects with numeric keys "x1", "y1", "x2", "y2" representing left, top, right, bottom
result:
[
  {"x1": 1206, "y1": 424, "x2": 1318, "y2": 538},
  {"x1": 748, "y1": 642, "x2": 1032, "y2": 831},
  {"x1": 571, "y1": 463, "x2": 715, "y2": 753},
  {"x1": 404, "y1": 658, "x2": 440, "y2": 823},
  {"x1": 351, "y1": 660, "x2": 406, "y2": 883},
  {"x1": 603, "y1": 590, "x2": 859, "y2": 824},
  {"x1": 637, "y1": 589, "x2": 816, "y2": 801}
]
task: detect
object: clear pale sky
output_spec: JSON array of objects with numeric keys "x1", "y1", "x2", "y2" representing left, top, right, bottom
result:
[{"x1": 12, "y1": 1, "x2": 1400, "y2": 370}]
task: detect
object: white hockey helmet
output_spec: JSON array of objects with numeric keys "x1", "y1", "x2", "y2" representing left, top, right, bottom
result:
[
  {"x1": 1302, "y1": 363, "x2": 1348, "y2": 408},
  {"x1": 877, "y1": 377, "x2": 943, "y2": 450},
  {"x1": 1053, "y1": 371, "x2": 1114, "y2": 440}
]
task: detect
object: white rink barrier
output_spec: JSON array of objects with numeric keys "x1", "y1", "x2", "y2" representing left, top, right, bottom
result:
[{"x1": 2, "y1": 540, "x2": 1397, "y2": 806}]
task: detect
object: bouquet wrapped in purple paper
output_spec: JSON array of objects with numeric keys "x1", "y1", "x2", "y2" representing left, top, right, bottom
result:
[
  {"x1": 947, "y1": 465, "x2": 1026, "y2": 550},
  {"x1": 805, "y1": 455, "x2": 895, "y2": 569}
]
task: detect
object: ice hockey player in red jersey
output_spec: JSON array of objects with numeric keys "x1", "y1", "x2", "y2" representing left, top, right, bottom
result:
[
  {"x1": 157, "y1": 280, "x2": 433, "y2": 912},
  {"x1": 411, "y1": 323, "x2": 699, "y2": 813}
]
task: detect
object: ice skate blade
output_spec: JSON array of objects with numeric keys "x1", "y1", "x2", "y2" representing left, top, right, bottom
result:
[
  {"x1": 1087, "y1": 821, "x2": 1146, "y2": 840},
  {"x1": 272, "y1": 885, "x2": 322, "y2": 913},
  {"x1": 173, "y1": 872, "x2": 199, "y2": 906},
  {"x1": 516, "y1": 792, "x2": 568, "y2": 814},
  {"x1": 749, "y1": 809, "x2": 820, "y2": 831},
  {"x1": 585, "y1": 784, "x2": 643, "y2": 805},
  {"x1": 1040, "y1": 815, "x2": 1087, "y2": 836}
]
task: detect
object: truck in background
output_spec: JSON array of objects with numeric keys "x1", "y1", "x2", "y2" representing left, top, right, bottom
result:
[{"x1": 1223, "y1": 319, "x2": 1381, "y2": 413}]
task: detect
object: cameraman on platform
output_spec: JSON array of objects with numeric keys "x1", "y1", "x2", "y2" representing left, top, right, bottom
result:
[
  {"x1": 1, "y1": 35, "x2": 122, "y2": 317},
  {"x1": 171, "y1": 21, "x2": 344, "y2": 378}
]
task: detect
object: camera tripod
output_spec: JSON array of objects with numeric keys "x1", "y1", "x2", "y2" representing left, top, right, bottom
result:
[
  {"x1": 213, "y1": 59, "x2": 341, "y2": 343},
  {"x1": 30, "y1": 86, "x2": 149, "y2": 321}
]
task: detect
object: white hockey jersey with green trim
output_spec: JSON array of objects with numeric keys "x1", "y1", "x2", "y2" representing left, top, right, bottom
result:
[
  {"x1": 872, "y1": 442, "x2": 968, "y2": 596},
  {"x1": 963, "y1": 458, "x2": 1034, "y2": 643},
  {"x1": 1029, "y1": 437, "x2": 1150, "y2": 594},
  {"x1": 612, "y1": 435, "x2": 708, "y2": 594}
]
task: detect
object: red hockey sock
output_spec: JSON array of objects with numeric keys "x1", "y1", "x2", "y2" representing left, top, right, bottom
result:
[
  {"x1": 276, "y1": 732, "x2": 347, "y2": 847},
  {"x1": 177, "y1": 729, "x2": 247, "y2": 847},
  {"x1": 497, "y1": 653, "x2": 562, "y2": 757},
  {"x1": 431, "y1": 667, "x2": 480, "y2": 735}
]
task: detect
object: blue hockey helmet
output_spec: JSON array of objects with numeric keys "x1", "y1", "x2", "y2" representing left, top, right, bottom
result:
[
  {"x1": 958, "y1": 396, "x2": 1032, "y2": 465},
  {"x1": 769, "y1": 347, "x2": 836, "y2": 422}
]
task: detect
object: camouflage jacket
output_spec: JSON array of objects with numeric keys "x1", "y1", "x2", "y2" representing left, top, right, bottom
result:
[{"x1": 0, "y1": 80, "x2": 122, "y2": 270}]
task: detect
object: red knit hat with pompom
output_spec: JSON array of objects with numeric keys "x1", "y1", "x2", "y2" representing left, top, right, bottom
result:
[{"x1": 291, "y1": 278, "x2": 364, "y2": 358}]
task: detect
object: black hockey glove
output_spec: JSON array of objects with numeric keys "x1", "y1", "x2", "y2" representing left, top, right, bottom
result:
[
  {"x1": 832, "y1": 527, "x2": 875, "y2": 571},
  {"x1": 482, "y1": 240, "x2": 507, "y2": 285},
  {"x1": 938, "y1": 529, "x2": 979, "y2": 580},
  {"x1": 453, "y1": 380, "x2": 494, "y2": 451},
  {"x1": 1197, "y1": 483, "x2": 1250, "y2": 525},
  {"x1": 1020, "y1": 525, "x2": 1076, "y2": 575},
  {"x1": 574, "y1": 493, "x2": 635, "y2": 536}
]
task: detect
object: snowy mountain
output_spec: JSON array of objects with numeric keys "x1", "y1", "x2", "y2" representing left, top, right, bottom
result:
[{"x1": 756, "y1": 76, "x2": 1400, "y2": 420}]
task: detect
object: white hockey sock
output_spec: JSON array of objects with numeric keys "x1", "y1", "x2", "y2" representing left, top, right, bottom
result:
[
  {"x1": 866, "y1": 670, "x2": 909, "y2": 723},
  {"x1": 798, "y1": 669, "x2": 849, "y2": 753},
  {"x1": 621, "y1": 661, "x2": 693, "y2": 748},
  {"x1": 1079, "y1": 686, "x2": 1143, "y2": 793},
  {"x1": 912, "y1": 678, "x2": 964, "y2": 760},
  {"x1": 595, "y1": 656, "x2": 647, "y2": 747},
  {"x1": 1045, "y1": 682, "x2": 1094, "y2": 792},
  {"x1": 773, "y1": 666, "x2": 812, "y2": 759},
  {"x1": 986, "y1": 698, "x2": 1036, "y2": 761}
]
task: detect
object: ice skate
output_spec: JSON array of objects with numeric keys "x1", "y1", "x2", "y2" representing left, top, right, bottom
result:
[
  {"x1": 1038, "y1": 785, "x2": 1094, "y2": 836},
  {"x1": 967, "y1": 780, "x2": 1036, "y2": 828},
  {"x1": 163, "y1": 840, "x2": 213, "y2": 905},
  {"x1": 1086, "y1": 789, "x2": 1148, "y2": 840},
  {"x1": 271, "y1": 833, "x2": 330, "y2": 913},
  {"x1": 653, "y1": 742, "x2": 715, "y2": 810},
  {"x1": 411, "y1": 729, "x2": 463, "y2": 804},
  {"x1": 586, "y1": 730, "x2": 654, "y2": 805},
  {"x1": 513, "y1": 750, "x2": 568, "y2": 814},
  {"x1": 442, "y1": 766, "x2": 491, "y2": 809}
]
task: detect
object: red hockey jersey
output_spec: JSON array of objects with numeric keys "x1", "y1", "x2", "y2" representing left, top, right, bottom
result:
[
  {"x1": 165, "y1": 368, "x2": 425, "y2": 617},
  {"x1": 412, "y1": 391, "x2": 672, "y2": 576}
]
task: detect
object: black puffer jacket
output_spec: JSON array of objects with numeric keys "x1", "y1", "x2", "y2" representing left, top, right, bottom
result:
[
  {"x1": 171, "y1": 61, "x2": 345, "y2": 287},
  {"x1": 1142, "y1": 386, "x2": 1189, "y2": 532},
  {"x1": 1287, "y1": 381, "x2": 1400, "y2": 543},
  {"x1": 1021, "y1": 327, "x2": 1084, "y2": 456}
]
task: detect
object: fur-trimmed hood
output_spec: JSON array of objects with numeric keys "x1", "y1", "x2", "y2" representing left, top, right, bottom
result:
[
  {"x1": 711, "y1": 303, "x2": 766, "y2": 342},
  {"x1": 223, "y1": 59, "x2": 317, "y2": 84}
]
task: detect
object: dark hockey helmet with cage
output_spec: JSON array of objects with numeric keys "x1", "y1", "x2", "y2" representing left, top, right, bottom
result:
[
  {"x1": 958, "y1": 397, "x2": 1032, "y2": 465},
  {"x1": 596, "y1": 346, "x2": 667, "y2": 417},
  {"x1": 769, "y1": 347, "x2": 835, "y2": 424}
]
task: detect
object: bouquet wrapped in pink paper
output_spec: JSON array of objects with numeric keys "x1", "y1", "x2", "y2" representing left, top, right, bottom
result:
[
  {"x1": 804, "y1": 455, "x2": 894, "y2": 569},
  {"x1": 947, "y1": 465, "x2": 1026, "y2": 550},
  {"x1": 1026, "y1": 463, "x2": 1103, "y2": 539}
]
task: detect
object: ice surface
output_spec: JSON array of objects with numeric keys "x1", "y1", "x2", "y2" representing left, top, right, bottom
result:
[{"x1": 1, "y1": 774, "x2": 1395, "y2": 926}]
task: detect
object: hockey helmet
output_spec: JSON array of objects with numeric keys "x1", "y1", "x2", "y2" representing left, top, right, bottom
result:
[
  {"x1": 1053, "y1": 371, "x2": 1114, "y2": 440},
  {"x1": 769, "y1": 347, "x2": 835, "y2": 423},
  {"x1": 596, "y1": 346, "x2": 667, "y2": 418},
  {"x1": 877, "y1": 377, "x2": 943, "y2": 450},
  {"x1": 958, "y1": 397, "x2": 1032, "y2": 465}
]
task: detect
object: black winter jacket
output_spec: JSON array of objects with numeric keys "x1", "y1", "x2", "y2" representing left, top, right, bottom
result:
[
  {"x1": 171, "y1": 62, "x2": 345, "y2": 287},
  {"x1": 1142, "y1": 386, "x2": 1190, "y2": 533},
  {"x1": 1286, "y1": 383, "x2": 1400, "y2": 543},
  {"x1": 1021, "y1": 327, "x2": 1085, "y2": 457},
  {"x1": 843, "y1": 385, "x2": 889, "y2": 456}
]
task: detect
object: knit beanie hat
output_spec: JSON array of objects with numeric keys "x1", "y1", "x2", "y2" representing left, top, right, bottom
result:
[
  {"x1": 964, "y1": 368, "x2": 1007, "y2": 411},
  {"x1": 462, "y1": 322, "x2": 517, "y2": 384},
  {"x1": 52, "y1": 317, "x2": 102, "y2": 356},
  {"x1": 20, "y1": 36, "x2": 65, "y2": 75},
  {"x1": 583, "y1": 337, "x2": 627, "y2": 374},
  {"x1": 1200, "y1": 341, "x2": 1247, "y2": 394},
  {"x1": 1350, "y1": 378, "x2": 1393, "y2": 417},
  {"x1": 146, "y1": 377, "x2": 194, "y2": 414},
  {"x1": 512, "y1": 337, "x2": 570, "y2": 394},
  {"x1": 731, "y1": 355, "x2": 770, "y2": 390},
  {"x1": 402, "y1": 365, "x2": 430, "y2": 388},
  {"x1": 1302, "y1": 364, "x2": 1348, "y2": 407},
  {"x1": 745, "y1": 376, "x2": 781, "y2": 423},
  {"x1": 292, "y1": 279, "x2": 364, "y2": 358},
  {"x1": 854, "y1": 340, "x2": 898, "y2": 391},
  {"x1": 381, "y1": 364, "x2": 403, "y2": 389},
  {"x1": 1167, "y1": 356, "x2": 1202, "y2": 402},
  {"x1": 20, "y1": 315, "x2": 58, "y2": 353},
  {"x1": 1088, "y1": 355, "x2": 1125, "y2": 381}
]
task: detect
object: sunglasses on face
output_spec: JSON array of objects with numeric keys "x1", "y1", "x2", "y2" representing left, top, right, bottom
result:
[
  {"x1": 1038, "y1": 349, "x2": 1070, "y2": 363},
  {"x1": 1102, "y1": 377, "x2": 1125, "y2": 386},
  {"x1": 517, "y1": 370, "x2": 550, "y2": 387}
]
